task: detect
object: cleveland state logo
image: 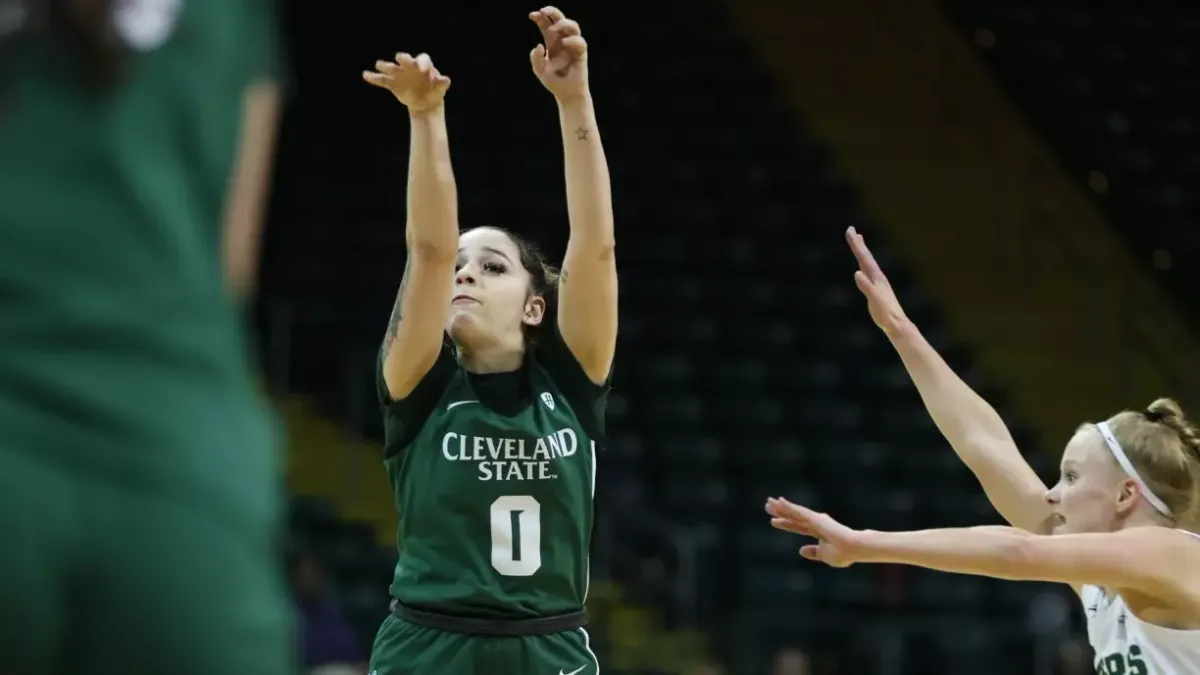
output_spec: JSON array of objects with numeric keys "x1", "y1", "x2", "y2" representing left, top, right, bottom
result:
[{"x1": 540, "y1": 392, "x2": 555, "y2": 410}]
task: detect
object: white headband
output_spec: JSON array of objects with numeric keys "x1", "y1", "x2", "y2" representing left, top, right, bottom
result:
[{"x1": 1096, "y1": 421, "x2": 1171, "y2": 516}]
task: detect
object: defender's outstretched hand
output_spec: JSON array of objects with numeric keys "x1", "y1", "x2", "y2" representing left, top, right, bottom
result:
[
  {"x1": 529, "y1": 6, "x2": 589, "y2": 101},
  {"x1": 766, "y1": 497, "x2": 863, "y2": 568},
  {"x1": 846, "y1": 226, "x2": 910, "y2": 337},
  {"x1": 363, "y1": 52, "x2": 450, "y2": 113}
]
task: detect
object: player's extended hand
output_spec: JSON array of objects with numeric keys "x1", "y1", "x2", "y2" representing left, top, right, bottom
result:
[
  {"x1": 363, "y1": 53, "x2": 450, "y2": 114},
  {"x1": 846, "y1": 226, "x2": 910, "y2": 338},
  {"x1": 529, "y1": 6, "x2": 590, "y2": 102},
  {"x1": 766, "y1": 497, "x2": 863, "y2": 568}
]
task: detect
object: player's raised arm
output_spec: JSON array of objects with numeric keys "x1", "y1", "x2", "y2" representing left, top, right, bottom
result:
[
  {"x1": 845, "y1": 227, "x2": 1052, "y2": 534},
  {"x1": 222, "y1": 81, "x2": 281, "y2": 300},
  {"x1": 529, "y1": 6, "x2": 617, "y2": 385},
  {"x1": 766, "y1": 498, "x2": 1200, "y2": 611},
  {"x1": 364, "y1": 53, "x2": 460, "y2": 400}
]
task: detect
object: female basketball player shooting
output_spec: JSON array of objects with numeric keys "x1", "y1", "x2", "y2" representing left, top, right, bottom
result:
[
  {"x1": 361, "y1": 7, "x2": 615, "y2": 675},
  {"x1": 768, "y1": 227, "x2": 1200, "y2": 673}
]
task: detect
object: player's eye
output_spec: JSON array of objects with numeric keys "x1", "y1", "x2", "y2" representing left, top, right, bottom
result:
[
  {"x1": 1064, "y1": 471, "x2": 1078, "y2": 484},
  {"x1": 483, "y1": 261, "x2": 507, "y2": 274}
]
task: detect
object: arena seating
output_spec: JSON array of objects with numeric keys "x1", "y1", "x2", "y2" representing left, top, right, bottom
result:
[
  {"x1": 944, "y1": 0, "x2": 1200, "y2": 313},
  {"x1": 288, "y1": 496, "x2": 395, "y2": 645},
  {"x1": 263, "y1": 0, "x2": 1053, "y2": 671}
]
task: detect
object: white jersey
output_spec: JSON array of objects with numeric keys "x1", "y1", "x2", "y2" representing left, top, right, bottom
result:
[{"x1": 1082, "y1": 531, "x2": 1200, "y2": 674}]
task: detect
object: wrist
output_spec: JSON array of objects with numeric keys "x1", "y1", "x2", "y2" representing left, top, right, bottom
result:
[
  {"x1": 555, "y1": 91, "x2": 593, "y2": 111},
  {"x1": 850, "y1": 529, "x2": 889, "y2": 564},
  {"x1": 886, "y1": 317, "x2": 920, "y2": 344},
  {"x1": 408, "y1": 102, "x2": 445, "y2": 119}
]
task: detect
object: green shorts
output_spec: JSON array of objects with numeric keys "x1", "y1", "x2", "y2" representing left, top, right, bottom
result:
[
  {"x1": 0, "y1": 445, "x2": 293, "y2": 675},
  {"x1": 369, "y1": 614, "x2": 601, "y2": 675}
]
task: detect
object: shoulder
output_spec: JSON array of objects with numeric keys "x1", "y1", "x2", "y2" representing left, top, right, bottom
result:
[
  {"x1": 534, "y1": 323, "x2": 610, "y2": 392},
  {"x1": 377, "y1": 341, "x2": 458, "y2": 455},
  {"x1": 532, "y1": 326, "x2": 609, "y2": 433},
  {"x1": 1118, "y1": 528, "x2": 1200, "y2": 601},
  {"x1": 377, "y1": 339, "x2": 458, "y2": 407}
]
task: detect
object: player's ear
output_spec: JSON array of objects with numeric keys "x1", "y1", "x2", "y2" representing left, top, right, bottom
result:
[
  {"x1": 1114, "y1": 477, "x2": 1141, "y2": 517},
  {"x1": 523, "y1": 295, "x2": 545, "y2": 327}
]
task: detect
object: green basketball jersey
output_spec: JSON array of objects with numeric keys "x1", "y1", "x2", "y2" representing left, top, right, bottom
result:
[
  {"x1": 0, "y1": 2, "x2": 280, "y2": 474},
  {"x1": 377, "y1": 329, "x2": 607, "y2": 619}
]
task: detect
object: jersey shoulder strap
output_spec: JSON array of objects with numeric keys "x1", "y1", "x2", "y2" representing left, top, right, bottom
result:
[{"x1": 377, "y1": 339, "x2": 458, "y2": 457}]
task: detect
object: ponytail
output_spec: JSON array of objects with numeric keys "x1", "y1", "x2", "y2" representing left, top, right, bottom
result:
[{"x1": 1137, "y1": 398, "x2": 1200, "y2": 531}]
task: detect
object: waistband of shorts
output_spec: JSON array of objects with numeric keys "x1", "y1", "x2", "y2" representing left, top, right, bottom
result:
[{"x1": 389, "y1": 598, "x2": 587, "y2": 636}]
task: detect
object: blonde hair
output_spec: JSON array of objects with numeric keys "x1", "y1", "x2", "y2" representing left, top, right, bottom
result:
[{"x1": 1104, "y1": 398, "x2": 1200, "y2": 530}]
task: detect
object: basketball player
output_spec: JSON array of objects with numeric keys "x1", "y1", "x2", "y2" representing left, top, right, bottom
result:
[
  {"x1": 0, "y1": 1, "x2": 290, "y2": 674},
  {"x1": 360, "y1": 6, "x2": 616, "y2": 675},
  {"x1": 767, "y1": 227, "x2": 1200, "y2": 673}
]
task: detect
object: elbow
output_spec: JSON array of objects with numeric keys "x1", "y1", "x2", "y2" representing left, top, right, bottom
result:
[{"x1": 571, "y1": 233, "x2": 616, "y2": 258}]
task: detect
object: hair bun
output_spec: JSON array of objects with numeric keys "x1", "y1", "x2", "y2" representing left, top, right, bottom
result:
[
  {"x1": 1147, "y1": 398, "x2": 1184, "y2": 422},
  {"x1": 1148, "y1": 398, "x2": 1200, "y2": 457}
]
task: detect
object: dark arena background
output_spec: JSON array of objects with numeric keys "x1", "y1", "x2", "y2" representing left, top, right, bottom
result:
[{"x1": 260, "y1": 1, "x2": 1200, "y2": 673}]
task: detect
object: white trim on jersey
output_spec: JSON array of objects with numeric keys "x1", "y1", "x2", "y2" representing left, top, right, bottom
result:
[
  {"x1": 589, "y1": 439, "x2": 597, "y2": 498},
  {"x1": 579, "y1": 628, "x2": 600, "y2": 675},
  {"x1": 583, "y1": 439, "x2": 597, "y2": 602}
]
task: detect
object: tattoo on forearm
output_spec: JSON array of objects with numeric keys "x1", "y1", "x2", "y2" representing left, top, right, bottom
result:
[
  {"x1": 383, "y1": 262, "x2": 412, "y2": 352},
  {"x1": 574, "y1": 127, "x2": 589, "y2": 141}
]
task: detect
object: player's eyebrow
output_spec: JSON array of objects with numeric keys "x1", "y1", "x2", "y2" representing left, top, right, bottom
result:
[{"x1": 458, "y1": 246, "x2": 514, "y2": 265}]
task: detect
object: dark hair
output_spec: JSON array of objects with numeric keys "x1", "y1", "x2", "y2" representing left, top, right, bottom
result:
[
  {"x1": 486, "y1": 226, "x2": 559, "y2": 345},
  {"x1": 1, "y1": 0, "x2": 125, "y2": 91}
]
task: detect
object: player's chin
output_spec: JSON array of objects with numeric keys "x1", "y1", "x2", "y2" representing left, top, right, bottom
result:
[
  {"x1": 447, "y1": 310, "x2": 486, "y2": 343},
  {"x1": 1048, "y1": 514, "x2": 1069, "y2": 535}
]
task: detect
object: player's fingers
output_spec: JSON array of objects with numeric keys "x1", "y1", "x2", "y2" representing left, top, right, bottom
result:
[
  {"x1": 375, "y1": 60, "x2": 399, "y2": 74},
  {"x1": 845, "y1": 226, "x2": 872, "y2": 270},
  {"x1": 799, "y1": 545, "x2": 822, "y2": 561},
  {"x1": 775, "y1": 497, "x2": 817, "y2": 522},
  {"x1": 770, "y1": 517, "x2": 812, "y2": 536},
  {"x1": 529, "y1": 10, "x2": 551, "y2": 31},
  {"x1": 530, "y1": 43, "x2": 548, "y2": 71},
  {"x1": 848, "y1": 228, "x2": 886, "y2": 281},
  {"x1": 415, "y1": 53, "x2": 433, "y2": 75},
  {"x1": 560, "y1": 35, "x2": 587, "y2": 58},
  {"x1": 363, "y1": 71, "x2": 389, "y2": 87},
  {"x1": 853, "y1": 270, "x2": 875, "y2": 298},
  {"x1": 550, "y1": 18, "x2": 581, "y2": 38},
  {"x1": 539, "y1": 6, "x2": 566, "y2": 24},
  {"x1": 395, "y1": 52, "x2": 415, "y2": 67}
]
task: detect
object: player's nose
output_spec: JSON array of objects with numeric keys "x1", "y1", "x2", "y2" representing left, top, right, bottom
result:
[{"x1": 1044, "y1": 485, "x2": 1061, "y2": 505}]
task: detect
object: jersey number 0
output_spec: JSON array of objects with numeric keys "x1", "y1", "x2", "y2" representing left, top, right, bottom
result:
[{"x1": 489, "y1": 495, "x2": 542, "y2": 577}]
